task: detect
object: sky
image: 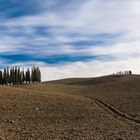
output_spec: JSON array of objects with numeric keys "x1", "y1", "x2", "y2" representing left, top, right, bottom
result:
[{"x1": 0, "y1": 0, "x2": 140, "y2": 81}]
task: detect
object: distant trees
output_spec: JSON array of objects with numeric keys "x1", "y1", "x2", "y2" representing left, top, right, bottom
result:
[
  {"x1": 31, "y1": 67, "x2": 41, "y2": 83},
  {"x1": 0, "y1": 66, "x2": 41, "y2": 85},
  {"x1": 113, "y1": 70, "x2": 132, "y2": 76}
]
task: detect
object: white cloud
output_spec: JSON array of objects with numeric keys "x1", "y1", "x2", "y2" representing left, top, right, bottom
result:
[
  {"x1": 88, "y1": 41, "x2": 140, "y2": 56},
  {"x1": 41, "y1": 57, "x2": 140, "y2": 81},
  {"x1": 0, "y1": 0, "x2": 140, "y2": 80}
]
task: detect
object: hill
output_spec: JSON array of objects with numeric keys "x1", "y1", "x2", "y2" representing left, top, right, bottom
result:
[
  {"x1": 46, "y1": 74, "x2": 140, "y2": 86},
  {"x1": 0, "y1": 75, "x2": 139, "y2": 139},
  {"x1": 46, "y1": 75, "x2": 140, "y2": 119}
]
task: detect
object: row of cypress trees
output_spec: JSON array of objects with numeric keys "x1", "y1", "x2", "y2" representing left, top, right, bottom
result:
[{"x1": 0, "y1": 67, "x2": 41, "y2": 85}]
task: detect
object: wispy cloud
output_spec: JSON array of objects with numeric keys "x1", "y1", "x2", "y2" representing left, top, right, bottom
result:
[{"x1": 0, "y1": 0, "x2": 140, "y2": 80}]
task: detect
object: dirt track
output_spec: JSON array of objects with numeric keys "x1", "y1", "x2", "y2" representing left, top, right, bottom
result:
[
  {"x1": 87, "y1": 96, "x2": 140, "y2": 126},
  {"x1": 0, "y1": 75, "x2": 140, "y2": 139}
]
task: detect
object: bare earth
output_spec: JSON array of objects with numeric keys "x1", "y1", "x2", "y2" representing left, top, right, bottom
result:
[{"x1": 0, "y1": 75, "x2": 140, "y2": 139}]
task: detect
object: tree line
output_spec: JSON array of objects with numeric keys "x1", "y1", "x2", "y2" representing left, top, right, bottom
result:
[
  {"x1": 113, "y1": 70, "x2": 132, "y2": 76},
  {"x1": 0, "y1": 67, "x2": 41, "y2": 85}
]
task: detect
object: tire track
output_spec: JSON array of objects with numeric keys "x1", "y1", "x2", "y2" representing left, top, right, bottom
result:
[{"x1": 85, "y1": 96, "x2": 140, "y2": 126}]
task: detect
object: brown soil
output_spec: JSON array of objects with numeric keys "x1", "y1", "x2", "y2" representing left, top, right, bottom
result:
[{"x1": 0, "y1": 75, "x2": 140, "y2": 139}]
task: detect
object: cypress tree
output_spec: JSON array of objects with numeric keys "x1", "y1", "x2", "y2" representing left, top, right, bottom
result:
[
  {"x1": 14, "y1": 67, "x2": 18, "y2": 84},
  {"x1": 3, "y1": 68, "x2": 7, "y2": 85},
  {"x1": 34, "y1": 67, "x2": 36, "y2": 82},
  {"x1": 25, "y1": 69, "x2": 30, "y2": 84},
  {"x1": 31, "y1": 67, "x2": 35, "y2": 83},
  {"x1": 17, "y1": 67, "x2": 21, "y2": 84},
  {"x1": 0, "y1": 66, "x2": 41, "y2": 85},
  {"x1": 0, "y1": 70, "x2": 2, "y2": 85},
  {"x1": 11, "y1": 67, "x2": 14, "y2": 85},
  {"x1": 23, "y1": 69, "x2": 26, "y2": 84},
  {"x1": 9, "y1": 68, "x2": 12, "y2": 85},
  {"x1": 25, "y1": 71, "x2": 28, "y2": 84},
  {"x1": 36, "y1": 67, "x2": 41, "y2": 82},
  {"x1": 21, "y1": 69, "x2": 24, "y2": 84},
  {"x1": 27, "y1": 69, "x2": 31, "y2": 83},
  {"x1": 6, "y1": 67, "x2": 10, "y2": 85},
  {"x1": 38, "y1": 68, "x2": 41, "y2": 82},
  {"x1": 19, "y1": 68, "x2": 22, "y2": 84}
]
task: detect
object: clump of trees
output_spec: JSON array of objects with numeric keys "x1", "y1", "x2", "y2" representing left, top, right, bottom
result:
[
  {"x1": 113, "y1": 70, "x2": 132, "y2": 76},
  {"x1": 0, "y1": 67, "x2": 41, "y2": 85}
]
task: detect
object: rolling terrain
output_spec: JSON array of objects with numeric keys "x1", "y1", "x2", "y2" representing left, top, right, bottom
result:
[{"x1": 0, "y1": 75, "x2": 140, "y2": 139}]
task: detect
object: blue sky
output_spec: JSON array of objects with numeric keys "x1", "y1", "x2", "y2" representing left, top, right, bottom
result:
[{"x1": 0, "y1": 0, "x2": 140, "y2": 80}]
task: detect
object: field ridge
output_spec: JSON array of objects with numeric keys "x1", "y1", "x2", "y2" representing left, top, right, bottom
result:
[{"x1": 86, "y1": 96, "x2": 140, "y2": 126}]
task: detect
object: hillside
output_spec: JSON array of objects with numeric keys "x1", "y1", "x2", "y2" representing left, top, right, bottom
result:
[
  {"x1": 46, "y1": 74, "x2": 140, "y2": 86},
  {"x1": 0, "y1": 75, "x2": 140, "y2": 139},
  {"x1": 54, "y1": 75, "x2": 140, "y2": 119}
]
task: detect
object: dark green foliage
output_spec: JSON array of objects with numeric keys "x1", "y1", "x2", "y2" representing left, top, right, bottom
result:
[
  {"x1": 6, "y1": 67, "x2": 10, "y2": 85},
  {"x1": 14, "y1": 67, "x2": 18, "y2": 84},
  {"x1": 3, "y1": 68, "x2": 7, "y2": 85},
  {"x1": 0, "y1": 70, "x2": 2, "y2": 85},
  {"x1": 0, "y1": 66, "x2": 41, "y2": 85},
  {"x1": 20, "y1": 69, "x2": 24, "y2": 84},
  {"x1": 26, "y1": 68, "x2": 31, "y2": 83},
  {"x1": 31, "y1": 67, "x2": 41, "y2": 83},
  {"x1": 17, "y1": 67, "x2": 20, "y2": 84},
  {"x1": 10, "y1": 68, "x2": 14, "y2": 85}
]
